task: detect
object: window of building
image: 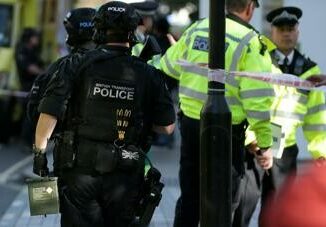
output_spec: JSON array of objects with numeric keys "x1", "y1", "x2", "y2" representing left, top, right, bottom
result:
[{"x1": 0, "y1": 4, "x2": 13, "y2": 47}]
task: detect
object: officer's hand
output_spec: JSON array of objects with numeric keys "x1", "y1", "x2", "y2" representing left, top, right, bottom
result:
[
  {"x1": 247, "y1": 140, "x2": 259, "y2": 154},
  {"x1": 166, "y1": 33, "x2": 176, "y2": 45},
  {"x1": 255, "y1": 148, "x2": 273, "y2": 170},
  {"x1": 306, "y1": 75, "x2": 326, "y2": 86},
  {"x1": 33, "y1": 153, "x2": 49, "y2": 177}
]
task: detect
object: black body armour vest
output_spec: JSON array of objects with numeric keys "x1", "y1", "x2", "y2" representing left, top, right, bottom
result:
[{"x1": 68, "y1": 49, "x2": 143, "y2": 145}]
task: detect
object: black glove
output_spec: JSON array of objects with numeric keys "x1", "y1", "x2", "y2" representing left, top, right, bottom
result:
[
  {"x1": 139, "y1": 35, "x2": 162, "y2": 61},
  {"x1": 33, "y1": 152, "x2": 49, "y2": 177}
]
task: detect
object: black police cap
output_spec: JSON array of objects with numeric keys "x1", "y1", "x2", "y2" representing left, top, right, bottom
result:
[
  {"x1": 130, "y1": 1, "x2": 158, "y2": 16},
  {"x1": 94, "y1": 1, "x2": 140, "y2": 32},
  {"x1": 63, "y1": 8, "x2": 96, "y2": 45},
  {"x1": 64, "y1": 8, "x2": 96, "y2": 31},
  {"x1": 266, "y1": 6, "x2": 302, "y2": 26}
]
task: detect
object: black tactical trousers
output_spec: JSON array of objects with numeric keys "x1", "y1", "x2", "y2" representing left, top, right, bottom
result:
[
  {"x1": 233, "y1": 144, "x2": 299, "y2": 227},
  {"x1": 173, "y1": 114, "x2": 245, "y2": 227},
  {"x1": 59, "y1": 166, "x2": 144, "y2": 227}
]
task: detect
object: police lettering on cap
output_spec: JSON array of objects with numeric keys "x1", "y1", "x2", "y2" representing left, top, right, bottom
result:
[
  {"x1": 63, "y1": 7, "x2": 96, "y2": 46},
  {"x1": 266, "y1": 6, "x2": 302, "y2": 26},
  {"x1": 93, "y1": 1, "x2": 140, "y2": 44},
  {"x1": 93, "y1": 1, "x2": 140, "y2": 31}
]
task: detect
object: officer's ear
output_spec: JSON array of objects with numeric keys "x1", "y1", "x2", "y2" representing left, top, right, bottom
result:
[
  {"x1": 294, "y1": 23, "x2": 300, "y2": 34},
  {"x1": 245, "y1": 1, "x2": 255, "y2": 20}
]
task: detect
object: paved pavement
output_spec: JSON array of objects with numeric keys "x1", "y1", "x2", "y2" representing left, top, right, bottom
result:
[
  {"x1": 0, "y1": 143, "x2": 33, "y2": 218},
  {"x1": 0, "y1": 129, "x2": 311, "y2": 227},
  {"x1": 0, "y1": 136, "x2": 180, "y2": 227}
]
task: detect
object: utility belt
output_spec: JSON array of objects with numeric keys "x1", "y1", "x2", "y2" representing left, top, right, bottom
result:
[
  {"x1": 54, "y1": 131, "x2": 164, "y2": 225},
  {"x1": 53, "y1": 131, "x2": 144, "y2": 175}
]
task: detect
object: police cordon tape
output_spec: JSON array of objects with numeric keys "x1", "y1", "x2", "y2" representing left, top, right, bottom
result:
[
  {"x1": 177, "y1": 60, "x2": 326, "y2": 92},
  {"x1": 0, "y1": 89, "x2": 29, "y2": 98},
  {"x1": 1, "y1": 60, "x2": 325, "y2": 98}
]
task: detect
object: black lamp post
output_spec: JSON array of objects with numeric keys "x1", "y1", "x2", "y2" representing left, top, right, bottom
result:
[{"x1": 200, "y1": 0, "x2": 232, "y2": 226}]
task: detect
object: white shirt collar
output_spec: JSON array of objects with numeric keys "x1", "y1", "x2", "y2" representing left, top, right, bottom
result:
[{"x1": 275, "y1": 49, "x2": 294, "y2": 65}]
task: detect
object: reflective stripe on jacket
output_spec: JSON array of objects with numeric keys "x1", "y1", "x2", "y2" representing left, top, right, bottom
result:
[{"x1": 132, "y1": 43, "x2": 144, "y2": 57}]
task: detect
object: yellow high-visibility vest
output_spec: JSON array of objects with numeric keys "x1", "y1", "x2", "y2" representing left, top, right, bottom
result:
[
  {"x1": 270, "y1": 50, "x2": 326, "y2": 158},
  {"x1": 160, "y1": 17, "x2": 275, "y2": 148}
]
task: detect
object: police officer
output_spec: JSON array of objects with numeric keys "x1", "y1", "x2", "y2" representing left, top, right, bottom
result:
[
  {"x1": 33, "y1": 1, "x2": 175, "y2": 226},
  {"x1": 130, "y1": 1, "x2": 159, "y2": 57},
  {"x1": 27, "y1": 7, "x2": 96, "y2": 127},
  {"x1": 15, "y1": 28, "x2": 44, "y2": 92},
  {"x1": 14, "y1": 28, "x2": 45, "y2": 147},
  {"x1": 160, "y1": 0, "x2": 274, "y2": 226},
  {"x1": 62, "y1": 7, "x2": 97, "y2": 53},
  {"x1": 267, "y1": 3, "x2": 326, "y2": 202},
  {"x1": 241, "y1": 6, "x2": 326, "y2": 225}
]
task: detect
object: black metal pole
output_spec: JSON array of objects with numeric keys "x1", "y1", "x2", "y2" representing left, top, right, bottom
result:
[{"x1": 200, "y1": 0, "x2": 232, "y2": 226}]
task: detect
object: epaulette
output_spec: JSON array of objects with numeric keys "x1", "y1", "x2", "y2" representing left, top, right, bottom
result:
[
  {"x1": 296, "y1": 50, "x2": 317, "y2": 72},
  {"x1": 258, "y1": 35, "x2": 267, "y2": 55}
]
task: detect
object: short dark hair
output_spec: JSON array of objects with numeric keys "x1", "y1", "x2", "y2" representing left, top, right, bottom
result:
[
  {"x1": 21, "y1": 28, "x2": 40, "y2": 44},
  {"x1": 226, "y1": 0, "x2": 252, "y2": 13}
]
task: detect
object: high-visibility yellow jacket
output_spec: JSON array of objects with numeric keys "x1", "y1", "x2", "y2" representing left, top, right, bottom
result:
[
  {"x1": 160, "y1": 15, "x2": 275, "y2": 148},
  {"x1": 132, "y1": 43, "x2": 144, "y2": 57},
  {"x1": 270, "y1": 49, "x2": 326, "y2": 158}
]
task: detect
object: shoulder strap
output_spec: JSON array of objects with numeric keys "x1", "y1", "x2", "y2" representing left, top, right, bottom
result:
[
  {"x1": 75, "y1": 48, "x2": 127, "y2": 76},
  {"x1": 230, "y1": 30, "x2": 256, "y2": 71}
]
